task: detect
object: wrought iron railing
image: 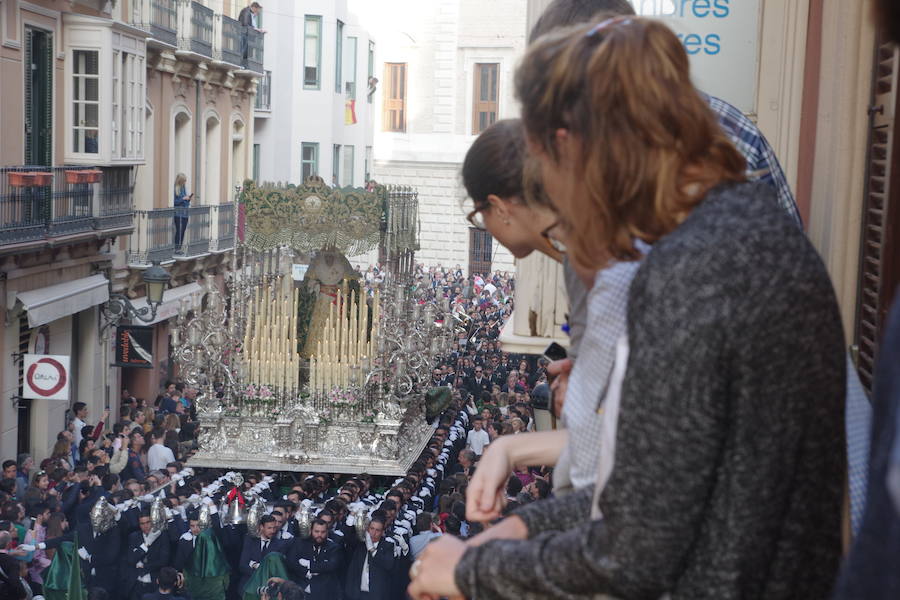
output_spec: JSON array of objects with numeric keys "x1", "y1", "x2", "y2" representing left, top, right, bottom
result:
[
  {"x1": 243, "y1": 28, "x2": 264, "y2": 73},
  {"x1": 1, "y1": 166, "x2": 133, "y2": 247},
  {"x1": 0, "y1": 166, "x2": 50, "y2": 245},
  {"x1": 216, "y1": 14, "x2": 243, "y2": 66},
  {"x1": 210, "y1": 202, "x2": 235, "y2": 252},
  {"x1": 177, "y1": 0, "x2": 213, "y2": 58},
  {"x1": 132, "y1": 0, "x2": 178, "y2": 46},
  {"x1": 255, "y1": 70, "x2": 271, "y2": 111},
  {"x1": 97, "y1": 167, "x2": 135, "y2": 230},
  {"x1": 49, "y1": 166, "x2": 94, "y2": 237},
  {"x1": 129, "y1": 208, "x2": 177, "y2": 264},
  {"x1": 183, "y1": 204, "x2": 211, "y2": 256}
]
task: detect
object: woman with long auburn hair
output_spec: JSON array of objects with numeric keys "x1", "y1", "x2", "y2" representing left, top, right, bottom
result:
[{"x1": 409, "y1": 18, "x2": 845, "y2": 600}]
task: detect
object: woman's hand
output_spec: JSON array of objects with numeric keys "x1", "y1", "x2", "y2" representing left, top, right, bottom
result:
[
  {"x1": 547, "y1": 358, "x2": 573, "y2": 416},
  {"x1": 466, "y1": 437, "x2": 511, "y2": 522},
  {"x1": 407, "y1": 535, "x2": 466, "y2": 600}
]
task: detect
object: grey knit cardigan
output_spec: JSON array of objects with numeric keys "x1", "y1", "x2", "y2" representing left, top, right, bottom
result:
[{"x1": 456, "y1": 182, "x2": 847, "y2": 599}]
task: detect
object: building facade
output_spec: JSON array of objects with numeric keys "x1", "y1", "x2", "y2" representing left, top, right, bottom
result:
[
  {"x1": 0, "y1": 0, "x2": 261, "y2": 462},
  {"x1": 362, "y1": 0, "x2": 523, "y2": 277},
  {"x1": 253, "y1": 0, "x2": 376, "y2": 192}
]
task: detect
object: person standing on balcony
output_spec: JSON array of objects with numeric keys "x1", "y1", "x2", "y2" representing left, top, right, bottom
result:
[
  {"x1": 238, "y1": 2, "x2": 265, "y2": 60},
  {"x1": 173, "y1": 173, "x2": 192, "y2": 254}
]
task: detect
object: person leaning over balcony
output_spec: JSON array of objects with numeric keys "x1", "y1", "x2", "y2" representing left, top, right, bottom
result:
[
  {"x1": 173, "y1": 173, "x2": 193, "y2": 253},
  {"x1": 238, "y1": 2, "x2": 266, "y2": 59}
]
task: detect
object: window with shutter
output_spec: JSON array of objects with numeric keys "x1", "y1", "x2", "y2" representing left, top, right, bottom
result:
[
  {"x1": 16, "y1": 314, "x2": 32, "y2": 455},
  {"x1": 855, "y1": 36, "x2": 900, "y2": 391},
  {"x1": 24, "y1": 27, "x2": 53, "y2": 166},
  {"x1": 469, "y1": 228, "x2": 493, "y2": 277},
  {"x1": 472, "y1": 63, "x2": 499, "y2": 135},
  {"x1": 382, "y1": 63, "x2": 407, "y2": 132}
]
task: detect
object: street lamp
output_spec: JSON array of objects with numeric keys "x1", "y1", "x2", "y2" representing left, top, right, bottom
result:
[{"x1": 102, "y1": 261, "x2": 172, "y2": 329}]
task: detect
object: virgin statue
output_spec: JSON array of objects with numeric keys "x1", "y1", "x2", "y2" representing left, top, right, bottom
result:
[{"x1": 301, "y1": 247, "x2": 360, "y2": 357}]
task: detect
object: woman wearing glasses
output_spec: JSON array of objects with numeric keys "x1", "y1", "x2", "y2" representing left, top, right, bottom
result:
[{"x1": 409, "y1": 17, "x2": 845, "y2": 600}]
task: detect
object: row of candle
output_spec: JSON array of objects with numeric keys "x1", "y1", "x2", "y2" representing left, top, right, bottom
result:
[
  {"x1": 241, "y1": 277, "x2": 301, "y2": 394},
  {"x1": 309, "y1": 287, "x2": 380, "y2": 394}
]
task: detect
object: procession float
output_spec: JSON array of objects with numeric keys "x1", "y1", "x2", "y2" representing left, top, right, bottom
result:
[{"x1": 175, "y1": 177, "x2": 458, "y2": 475}]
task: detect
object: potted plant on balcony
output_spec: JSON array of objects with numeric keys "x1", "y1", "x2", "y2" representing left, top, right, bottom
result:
[
  {"x1": 7, "y1": 171, "x2": 36, "y2": 187},
  {"x1": 64, "y1": 169, "x2": 103, "y2": 184},
  {"x1": 31, "y1": 171, "x2": 53, "y2": 187}
]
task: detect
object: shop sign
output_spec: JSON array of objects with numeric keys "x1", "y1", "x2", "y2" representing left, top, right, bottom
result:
[
  {"x1": 23, "y1": 354, "x2": 70, "y2": 400},
  {"x1": 630, "y1": 0, "x2": 762, "y2": 114},
  {"x1": 114, "y1": 325, "x2": 154, "y2": 369}
]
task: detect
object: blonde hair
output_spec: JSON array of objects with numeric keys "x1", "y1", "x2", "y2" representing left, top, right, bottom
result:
[
  {"x1": 515, "y1": 18, "x2": 746, "y2": 271},
  {"x1": 174, "y1": 173, "x2": 187, "y2": 190}
]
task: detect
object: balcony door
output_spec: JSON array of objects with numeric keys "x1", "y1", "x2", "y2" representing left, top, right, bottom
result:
[
  {"x1": 24, "y1": 26, "x2": 53, "y2": 167},
  {"x1": 469, "y1": 228, "x2": 493, "y2": 277}
]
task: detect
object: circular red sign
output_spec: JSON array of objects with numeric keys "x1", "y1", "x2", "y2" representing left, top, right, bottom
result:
[{"x1": 26, "y1": 357, "x2": 67, "y2": 397}]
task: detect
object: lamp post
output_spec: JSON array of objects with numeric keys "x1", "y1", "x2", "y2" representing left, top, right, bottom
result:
[{"x1": 102, "y1": 262, "x2": 172, "y2": 328}]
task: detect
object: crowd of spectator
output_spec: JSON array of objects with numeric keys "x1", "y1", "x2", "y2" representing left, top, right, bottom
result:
[{"x1": 0, "y1": 265, "x2": 551, "y2": 600}]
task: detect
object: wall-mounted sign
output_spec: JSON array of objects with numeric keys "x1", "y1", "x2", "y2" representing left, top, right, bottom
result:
[
  {"x1": 114, "y1": 325, "x2": 154, "y2": 369},
  {"x1": 630, "y1": 0, "x2": 762, "y2": 114},
  {"x1": 23, "y1": 354, "x2": 70, "y2": 400}
]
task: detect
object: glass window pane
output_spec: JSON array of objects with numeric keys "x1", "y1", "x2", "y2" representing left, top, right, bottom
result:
[
  {"x1": 73, "y1": 76, "x2": 81, "y2": 101},
  {"x1": 73, "y1": 129, "x2": 83, "y2": 153},
  {"x1": 85, "y1": 104, "x2": 99, "y2": 127},
  {"x1": 85, "y1": 78, "x2": 99, "y2": 101}
]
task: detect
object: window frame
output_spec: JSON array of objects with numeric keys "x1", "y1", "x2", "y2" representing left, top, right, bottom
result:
[
  {"x1": 472, "y1": 62, "x2": 499, "y2": 135},
  {"x1": 342, "y1": 144, "x2": 354, "y2": 187},
  {"x1": 303, "y1": 15, "x2": 322, "y2": 90},
  {"x1": 367, "y1": 40, "x2": 375, "y2": 103},
  {"x1": 301, "y1": 142, "x2": 319, "y2": 181},
  {"x1": 382, "y1": 62, "x2": 407, "y2": 133},
  {"x1": 346, "y1": 36, "x2": 358, "y2": 99},
  {"x1": 335, "y1": 19, "x2": 344, "y2": 94},
  {"x1": 72, "y1": 48, "x2": 101, "y2": 155},
  {"x1": 332, "y1": 143, "x2": 341, "y2": 186}
]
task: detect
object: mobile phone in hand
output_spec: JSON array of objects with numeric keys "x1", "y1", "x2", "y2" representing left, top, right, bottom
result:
[{"x1": 542, "y1": 342, "x2": 567, "y2": 363}]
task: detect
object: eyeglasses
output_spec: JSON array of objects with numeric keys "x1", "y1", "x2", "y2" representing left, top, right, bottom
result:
[
  {"x1": 540, "y1": 220, "x2": 567, "y2": 254},
  {"x1": 466, "y1": 205, "x2": 488, "y2": 230}
]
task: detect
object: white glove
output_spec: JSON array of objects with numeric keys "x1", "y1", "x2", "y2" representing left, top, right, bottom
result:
[
  {"x1": 136, "y1": 561, "x2": 145, "y2": 569},
  {"x1": 305, "y1": 571, "x2": 313, "y2": 580},
  {"x1": 78, "y1": 547, "x2": 91, "y2": 561},
  {"x1": 298, "y1": 558, "x2": 310, "y2": 568},
  {"x1": 345, "y1": 515, "x2": 356, "y2": 527},
  {"x1": 249, "y1": 560, "x2": 260, "y2": 569},
  {"x1": 419, "y1": 489, "x2": 429, "y2": 498},
  {"x1": 145, "y1": 529, "x2": 163, "y2": 546},
  {"x1": 17, "y1": 544, "x2": 35, "y2": 552}
]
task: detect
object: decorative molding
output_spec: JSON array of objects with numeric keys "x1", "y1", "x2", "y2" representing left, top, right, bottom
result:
[
  {"x1": 807, "y1": 0, "x2": 877, "y2": 341},
  {"x1": 755, "y1": 0, "x2": 811, "y2": 193},
  {"x1": 19, "y1": 0, "x2": 65, "y2": 58}
]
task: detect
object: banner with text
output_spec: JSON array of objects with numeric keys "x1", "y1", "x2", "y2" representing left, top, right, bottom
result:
[
  {"x1": 630, "y1": 0, "x2": 761, "y2": 114},
  {"x1": 114, "y1": 325, "x2": 155, "y2": 369}
]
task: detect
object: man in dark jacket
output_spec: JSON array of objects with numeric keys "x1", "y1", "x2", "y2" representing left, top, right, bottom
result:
[
  {"x1": 344, "y1": 517, "x2": 395, "y2": 600},
  {"x1": 238, "y1": 515, "x2": 290, "y2": 595},
  {"x1": 141, "y1": 566, "x2": 188, "y2": 600},
  {"x1": 287, "y1": 519, "x2": 342, "y2": 599},
  {"x1": 124, "y1": 511, "x2": 171, "y2": 600}
]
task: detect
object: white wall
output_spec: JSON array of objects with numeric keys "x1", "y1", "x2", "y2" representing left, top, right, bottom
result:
[
  {"x1": 357, "y1": 0, "x2": 525, "y2": 275},
  {"x1": 255, "y1": 0, "x2": 375, "y2": 187}
]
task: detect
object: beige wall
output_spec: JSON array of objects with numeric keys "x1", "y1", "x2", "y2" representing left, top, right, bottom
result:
[{"x1": 142, "y1": 67, "x2": 254, "y2": 210}]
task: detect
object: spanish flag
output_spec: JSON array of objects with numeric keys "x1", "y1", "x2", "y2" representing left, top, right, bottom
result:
[{"x1": 345, "y1": 99, "x2": 358, "y2": 125}]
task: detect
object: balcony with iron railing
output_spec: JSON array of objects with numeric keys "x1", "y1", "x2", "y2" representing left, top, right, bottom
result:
[
  {"x1": 243, "y1": 28, "x2": 264, "y2": 73},
  {"x1": 209, "y1": 202, "x2": 235, "y2": 252},
  {"x1": 176, "y1": 0, "x2": 214, "y2": 58},
  {"x1": 214, "y1": 14, "x2": 243, "y2": 67},
  {"x1": 132, "y1": 0, "x2": 178, "y2": 47},
  {"x1": 128, "y1": 201, "x2": 215, "y2": 265},
  {"x1": 255, "y1": 70, "x2": 271, "y2": 112},
  {"x1": 0, "y1": 166, "x2": 133, "y2": 248}
]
